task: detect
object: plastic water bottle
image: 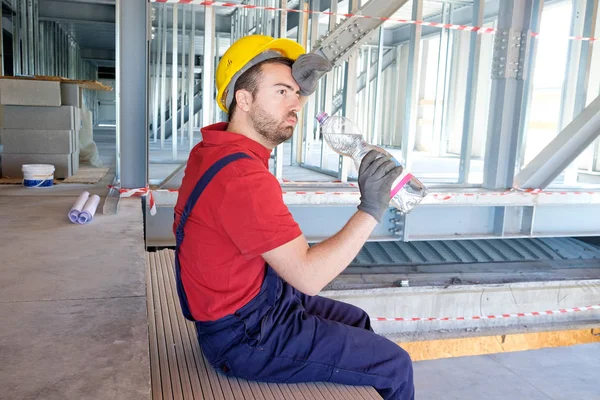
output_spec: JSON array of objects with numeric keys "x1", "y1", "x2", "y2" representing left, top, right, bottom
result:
[{"x1": 316, "y1": 111, "x2": 428, "y2": 214}]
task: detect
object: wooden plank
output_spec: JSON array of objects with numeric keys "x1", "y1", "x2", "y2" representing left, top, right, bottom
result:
[
  {"x1": 149, "y1": 250, "x2": 380, "y2": 400},
  {"x1": 323, "y1": 382, "x2": 345, "y2": 399},
  {"x1": 356, "y1": 385, "x2": 381, "y2": 400},
  {"x1": 346, "y1": 385, "x2": 377, "y2": 400},
  {"x1": 258, "y1": 381, "x2": 285, "y2": 400},
  {"x1": 236, "y1": 379, "x2": 257, "y2": 400},
  {"x1": 161, "y1": 251, "x2": 206, "y2": 399},
  {"x1": 247, "y1": 380, "x2": 268, "y2": 399},
  {"x1": 162, "y1": 250, "x2": 219, "y2": 400},
  {"x1": 146, "y1": 253, "x2": 163, "y2": 399},
  {"x1": 149, "y1": 252, "x2": 174, "y2": 400},
  {"x1": 297, "y1": 383, "x2": 317, "y2": 400},
  {"x1": 164, "y1": 250, "x2": 245, "y2": 400},
  {"x1": 305, "y1": 383, "x2": 327, "y2": 400},
  {"x1": 154, "y1": 251, "x2": 185, "y2": 400},
  {"x1": 158, "y1": 251, "x2": 195, "y2": 398},
  {"x1": 312, "y1": 383, "x2": 336, "y2": 400},
  {"x1": 277, "y1": 383, "x2": 305, "y2": 400}
]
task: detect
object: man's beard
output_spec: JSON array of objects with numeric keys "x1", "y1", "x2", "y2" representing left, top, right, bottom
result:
[{"x1": 249, "y1": 103, "x2": 296, "y2": 147}]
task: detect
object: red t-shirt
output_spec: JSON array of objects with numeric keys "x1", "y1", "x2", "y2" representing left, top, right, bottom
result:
[{"x1": 173, "y1": 122, "x2": 302, "y2": 321}]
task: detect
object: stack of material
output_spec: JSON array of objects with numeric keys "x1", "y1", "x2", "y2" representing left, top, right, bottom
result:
[{"x1": 0, "y1": 80, "x2": 82, "y2": 179}]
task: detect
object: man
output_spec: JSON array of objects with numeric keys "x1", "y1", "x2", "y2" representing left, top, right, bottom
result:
[{"x1": 173, "y1": 34, "x2": 414, "y2": 400}]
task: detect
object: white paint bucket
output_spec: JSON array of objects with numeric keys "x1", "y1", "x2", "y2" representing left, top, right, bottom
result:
[{"x1": 22, "y1": 164, "x2": 55, "y2": 188}]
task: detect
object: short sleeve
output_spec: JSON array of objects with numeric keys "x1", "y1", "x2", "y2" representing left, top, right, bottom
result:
[{"x1": 217, "y1": 167, "x2": 302, "y2": 257}]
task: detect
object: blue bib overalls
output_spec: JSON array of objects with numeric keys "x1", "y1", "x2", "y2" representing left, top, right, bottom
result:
[{"x1": 174, "y1": 152, "x2": 414, "y2": 400}]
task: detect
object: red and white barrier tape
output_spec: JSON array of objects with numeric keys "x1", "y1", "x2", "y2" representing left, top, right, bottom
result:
[
  {"x1": 374, "y1": 304, "x2": 600, "y2": 322},
  {"x1": 109, "y1": 185, "x2": 157, "y2": 215},
  {"x1": 151, "y1": 0, "x2": 599, "y2": 42}
]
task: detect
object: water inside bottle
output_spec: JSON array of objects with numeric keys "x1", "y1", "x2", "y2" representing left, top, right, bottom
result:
[{"x1": 323, "y1": 133, "x2": 364, "y2": 158}]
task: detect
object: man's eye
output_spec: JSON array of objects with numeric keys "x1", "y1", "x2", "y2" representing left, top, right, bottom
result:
[{"x1": 278, "y1": 89, "x2": 286, "y2": 95}]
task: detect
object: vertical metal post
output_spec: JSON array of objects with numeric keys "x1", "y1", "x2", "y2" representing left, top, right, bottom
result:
[
  {"x1": 214, "y1": 33, "x2": 221, "y2": 122},
  {"x1": 557, "y1": 0, "x2": 597, "y2": 184},
  {"x1": 458, "y1": 0, "x2": 485, "y2": 183},
  {"x1": 483, "y1": 0, "x2": 536, "y2": 189},
  {"x1": 171, "y1": 4, "x2": 179, "y2": 159},
  {"x1": 152, "y1": 5, "x2": 162, "y2": 143},
  {"x1": 34, "y1": 0, "x2": 39, "y2": 74},
  {"x1": 320, "y1": 0, "x2": 337, "y2": 170},
  {"x1": 0, "y1": 15, "x2": 5, "y2": 75},
  {"x1": 401, "y1": 0, "x2": 423, "y2": 171},
  {"x1": 372, "y1": 27, "x2": 385, "y2": 146},
  {"x1": 303, "y1": 0, "x2": 320, "y2": 165},
  {"x1": 116, "y1": 0, "x2": 149, "y2": 188},
  {"x1": 339, "y1": 0, "x2": 359, "y2": 181},
  {"x1": 273, "y1": 0, "x2": 288, "y2": 178},
  {"x1": 515, "y1": 0, "x2": 543, "y2": 173},
  {"x1": 293, "y1": 0, "x2": 309, "y2": 168},
  {"x1": 180, "y1": 6, "x2": 187, "y2": 145},
  {"x1": 20, "y1": 0, "x2": 28, "y2": 75},
  {"x1": 437, "y1": 4, "x2": 455, "y2": 157},
  {"x1": 188, "y1": 6, "x2": 196, "y2": 150},
  {"x1": 202, "y1": 4, "x2": 215, "y2": 127},
  {"x1": 47, "y1": 23, "x2": 52, "y2": 76},
  {"x1": 13, "y1": 6, "x2": 20, "y2": 76},
  {"x1": 365, "y1": 47, "x2": 373, "y2": 140},
  {"x1": 160, "y1": 6, "x2": 168, "y2": 149}
]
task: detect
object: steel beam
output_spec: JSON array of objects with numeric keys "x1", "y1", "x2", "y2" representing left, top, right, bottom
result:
[
  {"x1": 514, "y1": 94, "x2": 600, "y2": 189},
  {"x1": 312, "y1": 0, "x2": 409, "y2": 67},
  {"x1": 273, "y1": 0, "x2": 288, "y2": 178},
  {"x1": 482, "y1": 0, "x2": 537, "y2": 190},
  {"x1": 39, "y1": 0, "x2": 115, "y2": 24},
  {"x1": 339, "y1": 0, "x2": 360, "y2": 182},
  {"x1": 152, "y1": 6, "x2": 162, "y2": 144},
  {"x1": 160, "y1": 5, "x2": 168, "y2": 149},
  {"x1": 188, "y1": 6, "x2": 196, "y2": 150},
  {"x1": 401, "y1": 0, "x2": 423, "y2": 171},
  {"x1": 557, "y1": 0, "x2": 598, "y2": 184},
  {"x1": 201, "y1": 4, "x2": 215, "y2": 128},
  {"x1": 515, "y1": 0, "x2": 544, "y2": 173},
  {"x1": 458, "y1": 0, "x2": 485, "y2": 183},
  {"x1": 116, "y1": 0, "x2": 149, "y2": 188},
  {"x1": 171, "y1": 4, "x2": 178, "y2": 159}
]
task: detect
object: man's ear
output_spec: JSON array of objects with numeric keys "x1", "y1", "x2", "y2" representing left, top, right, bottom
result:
[{"x1": 235, "y1": 90, "x2": 252, "y2": 112}]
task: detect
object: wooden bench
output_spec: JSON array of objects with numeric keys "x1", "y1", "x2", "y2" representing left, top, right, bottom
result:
[{"x1": 146, "y1": 249, "x2": 381, "y2": 400}]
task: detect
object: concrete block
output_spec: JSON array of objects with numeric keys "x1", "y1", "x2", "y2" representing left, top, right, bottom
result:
[
  {"x1": 72, "y1": 149, "x2": 80, "y2": 174},
  {"x1": 0, "y1": 129, "x2": 77, "y2": 154},
  {"x1": 0, "y1": 79, "x2": 62, "y2": 107},
  {"x1": 1, "y1": 150, "x2": 80, "y2": 179},
  {"x1": 60, "y1": 83, "x2": 82, "y2": 108},
  {"x1": 0, "y1": 105, "x2": 79, "y2": 130}
]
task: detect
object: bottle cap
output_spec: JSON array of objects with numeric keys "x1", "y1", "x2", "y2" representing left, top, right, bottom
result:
[{"x1": 315, "y1": 111, "x2": 329, "y2": 124}]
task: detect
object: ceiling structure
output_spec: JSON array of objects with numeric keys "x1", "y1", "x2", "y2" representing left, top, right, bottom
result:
[{"x1": 37, "y1": 0, "x2": 477, "y2": 68}]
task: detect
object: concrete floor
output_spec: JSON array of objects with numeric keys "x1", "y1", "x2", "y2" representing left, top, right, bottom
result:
[
  {"x1": 0, "y1": 130, "x2": 150, "y2": 400},
  {"x1": 414, "y1": 343, "x2": 600, "y2": 399}
]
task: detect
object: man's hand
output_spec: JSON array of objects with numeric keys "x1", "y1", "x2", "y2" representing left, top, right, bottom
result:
[
  {"x1": 357, "y1": 150, "x2": 404, "y2": 223},
  {"x1": 292, "y1": 53, "x2": 333, "y2": 96}
]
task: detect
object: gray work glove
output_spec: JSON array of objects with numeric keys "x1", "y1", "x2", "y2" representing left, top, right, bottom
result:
[
  {"x1": 292, "y1": 53, "x2": 333, "y2": 96},
  {"x1": 357, "y1": 150, "x2": 404, "y2": 223}
]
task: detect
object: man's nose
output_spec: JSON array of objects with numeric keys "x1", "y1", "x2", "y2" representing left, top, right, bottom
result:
[{"x1": 289, "y1": 95, "x2": 301, "y2": 113}]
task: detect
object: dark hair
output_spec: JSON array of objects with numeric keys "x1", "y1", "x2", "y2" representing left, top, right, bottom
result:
[{"x1": 228, "y1": 57, "x2": 294, "y2": 121}]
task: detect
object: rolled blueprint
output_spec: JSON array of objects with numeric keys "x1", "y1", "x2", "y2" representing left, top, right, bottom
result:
[
  {"x1": 77, "y1": 194, "x2": 101, "y2": 224},
  {"x1": 68, "y1": 191, "x2": 90, "y2": 223}
]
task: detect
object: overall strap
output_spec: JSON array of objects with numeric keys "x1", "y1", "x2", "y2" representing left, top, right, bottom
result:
[{"x1": 174, "y1": 152, "x2": 251, "y2": 321}]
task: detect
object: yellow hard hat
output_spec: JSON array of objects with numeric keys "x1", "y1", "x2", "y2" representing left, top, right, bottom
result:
[{"x1": 216, "y1": 35, "x2": 305, "y2": 113}]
